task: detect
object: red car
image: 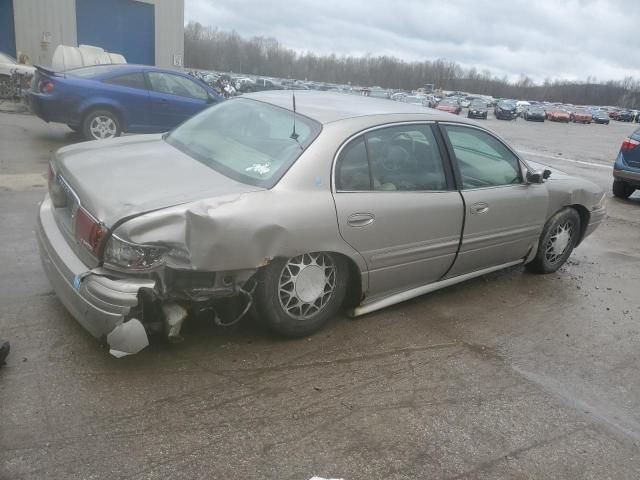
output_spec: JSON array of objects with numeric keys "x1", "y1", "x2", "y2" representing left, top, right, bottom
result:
[
  {"x1": 548, "y1": 110, "x2": 571, "y2": 123},
  {"x1": 573, "y1": 110, "x2": 593, "y2": 124},
  {"x1": 435, "y1": 98, "x2": 461, "y2": 114}
]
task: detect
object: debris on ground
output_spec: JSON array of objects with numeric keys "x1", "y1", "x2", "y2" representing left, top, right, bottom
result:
[{"x1": 0, "y1": 339, "x2": 10, "y2": 365}]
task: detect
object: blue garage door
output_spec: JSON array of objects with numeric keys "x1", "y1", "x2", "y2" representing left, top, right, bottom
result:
[
  {"x1": 76, "y1": 0, "x2": 155, "y2": 65},
  {"x1": 0, "y1": 0, "x2": 16, "y2": 58}
]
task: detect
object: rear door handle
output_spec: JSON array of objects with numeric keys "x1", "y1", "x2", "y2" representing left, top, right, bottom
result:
[
  {"x1": 470, "y1": 202, "x2": 489, "y2": 214},
  {"x1": 347, "y1": 213, "x2": 374, "y2": 227}
]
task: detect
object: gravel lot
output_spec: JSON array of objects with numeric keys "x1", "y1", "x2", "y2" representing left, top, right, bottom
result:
[{"x1": 1, "y1": 108, "x2": 639, "y2": 479}]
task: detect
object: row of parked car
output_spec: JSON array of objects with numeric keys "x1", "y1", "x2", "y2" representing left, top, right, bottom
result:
[{"x1": 18, "y1": 55, "x2": 640, "y2": 141}]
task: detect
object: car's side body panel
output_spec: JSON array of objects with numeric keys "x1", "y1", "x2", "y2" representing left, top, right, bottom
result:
[
  {"x1": 334, "y1": 190, "x2": 463, "y2": 298},
  {"x1": 446, "y1": 184, "x2": 548, "y2": 277}
]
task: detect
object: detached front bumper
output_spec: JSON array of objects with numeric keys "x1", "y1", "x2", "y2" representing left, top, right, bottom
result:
[{"x1": 37, "y1": 195, "x2": 155, "y2": 355}]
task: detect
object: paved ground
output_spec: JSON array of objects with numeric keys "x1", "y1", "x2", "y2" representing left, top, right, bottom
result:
[{"x1": 1, "y1": 111, "x2": 639, "y2": 479}]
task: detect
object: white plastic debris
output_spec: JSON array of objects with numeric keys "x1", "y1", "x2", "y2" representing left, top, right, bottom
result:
[{"x1": 107, "y1": 318, "x2": 149, "y2": 357}]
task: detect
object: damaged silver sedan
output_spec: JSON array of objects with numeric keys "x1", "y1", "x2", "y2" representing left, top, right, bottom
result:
[{"x1": 37, "y1": 91, "x2": 606, "y2": 356}]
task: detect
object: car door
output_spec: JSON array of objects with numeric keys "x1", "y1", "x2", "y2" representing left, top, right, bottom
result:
[
  {"x1": 100, "y1": 71, "x2": 150, "y2": 132},
  {"x1": 146, "y1": 71, "x2": 211, "y2": 130},
  {"x1": 332, "y1": 123, "x2": 464, "y2": 299},
  {"x1": 439, "y1": 123, "x2": 549, "y2": 277}
]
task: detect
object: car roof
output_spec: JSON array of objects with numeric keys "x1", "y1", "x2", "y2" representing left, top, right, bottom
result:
[{"x1": 243, "y1": 90, "x2": 453, "y2": 124}]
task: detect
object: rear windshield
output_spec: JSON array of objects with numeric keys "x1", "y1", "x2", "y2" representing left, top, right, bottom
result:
[
  {"x1": 66, "y1": 65, "x2": 123, "y2": 78},
  {"x1": 165, "y1": 98, "x2": 322, "y2": 188}
]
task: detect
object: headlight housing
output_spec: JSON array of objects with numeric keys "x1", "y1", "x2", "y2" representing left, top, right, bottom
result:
[{"x1": 103, "y1": 235, "x2": 167, "y2": 271}]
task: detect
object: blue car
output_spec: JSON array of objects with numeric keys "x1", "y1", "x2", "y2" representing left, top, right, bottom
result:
[
  {"x1": 27, "y1": 64, "x2": 223, "y2": 140},
  {"x1": 613, "y1": 129, "x2": 640, "y2": 199}
]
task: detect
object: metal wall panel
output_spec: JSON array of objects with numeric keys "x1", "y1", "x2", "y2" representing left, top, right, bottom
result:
[
  {"x1": 0, "y1": 0, "x2": 17, "y2": 58},
  {"x1": 76, "y1": 0, "x2": 155, "y2": 65},
  {"x1": 12, "y1": 0, "x2": 77, "y2": 66},
  {"x1": 149, "y1": 0, "x2": 184, "y2": 68},
  {"x1": 11, "y1": 0, "x2": 183, "y2": 68}
]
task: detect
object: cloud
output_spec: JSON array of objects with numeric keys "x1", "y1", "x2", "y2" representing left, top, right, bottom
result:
[{"x1": 185, "y1": 0, "x2": 640, "y2": 83}]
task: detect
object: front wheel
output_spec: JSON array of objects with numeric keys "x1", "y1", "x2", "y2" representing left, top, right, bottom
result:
[
  {"x1": 254, "y1": 252, "x2": 349, "y2": 337},
  {"x1": 526, "y1": 208, "x2": 581, "y2": 274},
  {"x1": 613, "y1": 180, "x2": 635, "y2": 199},
  {"x1": 82, "y1": 109, "x2": 121, "y2": 140}
]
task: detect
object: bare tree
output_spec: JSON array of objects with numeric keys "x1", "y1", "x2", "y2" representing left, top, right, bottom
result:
[{"x1": 184, "y1": 22, "x2": 640, "y2": 107}]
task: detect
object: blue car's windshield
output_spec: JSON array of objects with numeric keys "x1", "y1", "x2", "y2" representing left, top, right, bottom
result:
[{"x1": 165, "y1": 98, "x2": 322, "y2": 188}]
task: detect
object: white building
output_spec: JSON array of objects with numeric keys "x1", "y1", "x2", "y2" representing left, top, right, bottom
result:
[{"x1": 0, "y1": 0, "x2": 184, "y2": 68}]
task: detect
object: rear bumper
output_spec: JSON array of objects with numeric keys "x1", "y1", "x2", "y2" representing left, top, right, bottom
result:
[
  {"x1": 37, "y1": 195, "x2": 155, "y2": 344},
  {"x1": 614, "y1": 168, "x2": 640, "y2": 187},
  {"x1": 26, "y1": 90, "x2": 74, "y2": 124}
]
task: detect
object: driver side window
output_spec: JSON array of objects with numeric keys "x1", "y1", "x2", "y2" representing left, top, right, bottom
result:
[
  {"x1": 442, "y1": 125, "x2": 522, "y2": 189},
  {"x1": 336, "y1": 124, "x2": 448, "y2": 192}
]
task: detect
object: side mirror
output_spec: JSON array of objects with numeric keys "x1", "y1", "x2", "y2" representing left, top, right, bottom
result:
[
  {"x1": 526, "y1": 170, "x2": 545, "y2": 184},
  {"x1": 543, "y1": 169, "x2": 552, "y2": 179}
]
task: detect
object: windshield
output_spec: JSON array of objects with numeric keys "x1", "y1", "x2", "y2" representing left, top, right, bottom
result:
[
  {"x1": 470, "y1": 101, "x2": 487, "y2": 108},
  {"x1": 0, "y1": 53, "x2": 16, "y2": 64},
  {"x1": 165, "y1": 98, "x2": 322, "y2": 188},
  {"x1": 500, "y1": 100, "x2": 516, "y2": 107},
  {"x1": 440, "y1": 98, "x2": 458, "y2": 106}
]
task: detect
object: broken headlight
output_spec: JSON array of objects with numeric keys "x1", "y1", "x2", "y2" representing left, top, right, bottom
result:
[{"x1": 103, "y1": 235, "x2": 167, "y2": 271}]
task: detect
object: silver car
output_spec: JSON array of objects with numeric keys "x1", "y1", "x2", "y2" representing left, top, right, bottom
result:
[{"x1": 37, "y1": 91, "x2": 606, "y2": 356}]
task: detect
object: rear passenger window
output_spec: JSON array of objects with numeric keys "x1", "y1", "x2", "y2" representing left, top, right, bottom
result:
[
  {"x1": 335, "y1": 124, "x2": 448, "y2": 191},
  {"x1": 336, "y1": 137, "x2": 370, "y2": 190},
  {"x1": 103, "y1": 73, "x2": 147, "y2": 90}
]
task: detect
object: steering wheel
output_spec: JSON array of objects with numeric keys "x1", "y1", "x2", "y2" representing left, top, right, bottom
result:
[
  {"x1": 381, "y1": 133, "x2": 418, "y2": 172},
  {"x1": 381, "y1": 145, "x2": 410, "y2": 171}
]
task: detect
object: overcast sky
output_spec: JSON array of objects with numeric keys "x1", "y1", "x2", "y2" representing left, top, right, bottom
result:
[{"x1": 185, "y1": 0, "x2": 639, "y2": 83}]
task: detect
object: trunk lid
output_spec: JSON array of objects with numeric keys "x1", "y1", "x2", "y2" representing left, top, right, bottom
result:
[{"x1": 53, "y1": 134, "x2": 264, "y2": 227}]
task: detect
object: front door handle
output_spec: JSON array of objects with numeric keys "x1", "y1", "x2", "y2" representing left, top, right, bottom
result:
[
  {"x1": 347, "y1": 213, "x2": 374, "y2": 227},
  {"x1": 470, "y1": 202, "x2": 489, "y2": 214}
]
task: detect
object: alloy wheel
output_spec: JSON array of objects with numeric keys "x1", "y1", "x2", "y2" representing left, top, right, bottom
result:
[{"x1": 89, "y1": 115, "x2": 117, "y2": 139}]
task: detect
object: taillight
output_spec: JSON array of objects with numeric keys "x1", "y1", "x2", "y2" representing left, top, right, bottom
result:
[
  {"x1": 75, "y1": 208, "x2": 107, "y2": 257},
  {"x1": 620, "y1": 137, "x2": 640, "y2": 152},
  {"x1": 39, "y1": 80, "x2": 54, "y2": 93}
]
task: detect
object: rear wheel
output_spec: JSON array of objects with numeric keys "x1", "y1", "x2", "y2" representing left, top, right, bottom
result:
[
  {"x1": 613, "y1": 180, "x2": 635, "y2": 199},
  {"x1": 527, "y1": 208, "x2": 581, "y2": 274},
  {"x1": 82, "y1": 109, "x2": 121, "y2": 140},
  {"x1": 254, "y1": 252, "x2": 349, "y2": 337}
]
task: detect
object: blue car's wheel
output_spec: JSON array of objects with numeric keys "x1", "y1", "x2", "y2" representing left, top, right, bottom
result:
[{"x1": 82, "y1": 109, "x2": 121, "y2": 141}]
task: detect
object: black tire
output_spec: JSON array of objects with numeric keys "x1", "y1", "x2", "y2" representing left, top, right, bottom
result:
[
  {"x1": 81, "y1": 109, "x2": 121, "y2": 141},
  {"x1": 254, "y1": 252, "x2": 349, "y2": 337},
  {"x1": 613, "y1": 180, "x2": 635, "y2": 199},
  {"x1": 526, "y1": 208, "x2": 581, "y2": 274}
]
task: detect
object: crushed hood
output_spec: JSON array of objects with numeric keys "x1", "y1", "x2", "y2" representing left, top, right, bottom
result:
[{"x1": 54, "y1": 134, "x2": 263, "y2": 226}]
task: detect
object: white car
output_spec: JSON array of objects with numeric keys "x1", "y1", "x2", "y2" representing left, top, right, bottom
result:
[
  {"x1": 0, "y1": 52, "x2": 36, "y2": 97},
  {"x1": 0, "y1": 52, "x2": 35, "y2": 78}
]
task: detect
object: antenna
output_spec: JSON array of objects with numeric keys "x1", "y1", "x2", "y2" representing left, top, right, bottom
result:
[{"x1": 291, "y1": 90, "x2": 299, "y2": 140}]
